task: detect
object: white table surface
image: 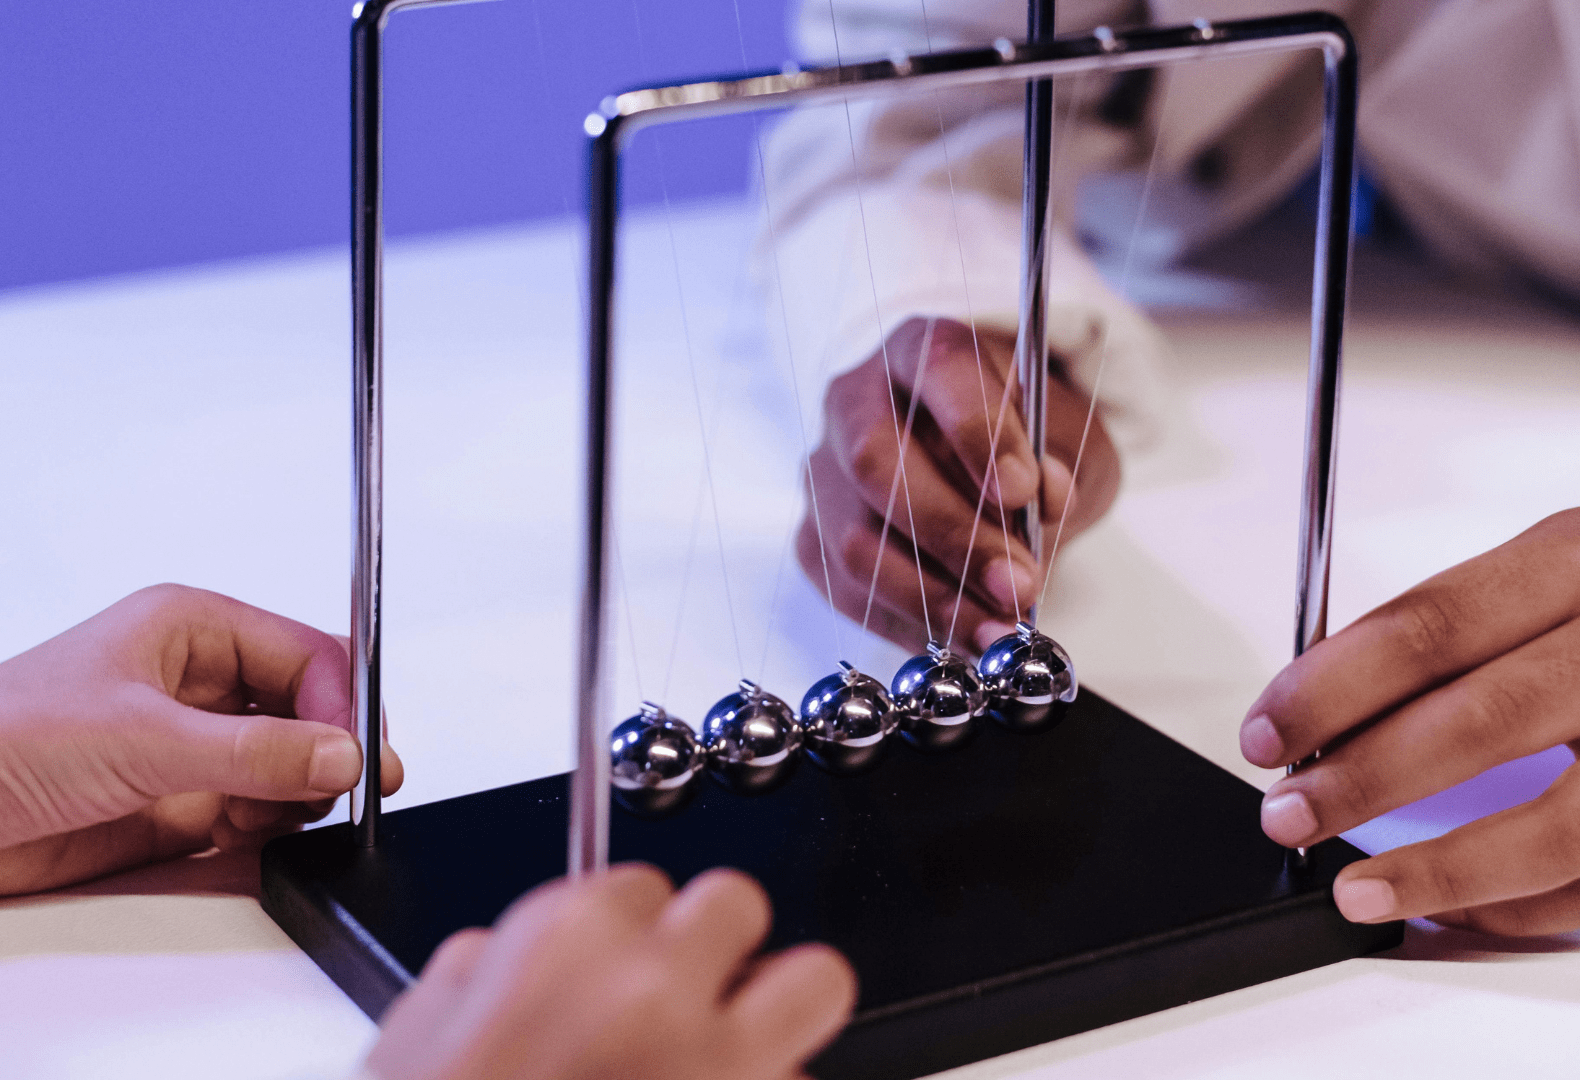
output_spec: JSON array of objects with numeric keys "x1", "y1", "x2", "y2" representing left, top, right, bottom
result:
[{"x1": 2, "y1": 198, "x2": 1579, "y2": 1079}]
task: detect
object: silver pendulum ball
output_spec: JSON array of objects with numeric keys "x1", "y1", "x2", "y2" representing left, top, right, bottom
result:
[
  {"x1": 609, "y1": 701, "x2": 705, "y2": 815},
  {"x1": 891, "y1": 641, "x2": 988, "y2": 752},
  {"x1": 977, "y1": 620, "x2": 1078, "y2": 732},
  {"x1": 800, "y1": 661, "x2": 898, "y2": 773},
  {"x1": 700, "y1": 679, "x2": 803, "y2": 795}
]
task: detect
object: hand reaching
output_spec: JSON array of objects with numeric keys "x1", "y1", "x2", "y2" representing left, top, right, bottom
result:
[
  {"x1": 366, "y1": 865, "x2": 856, "y2": 1080},
  {"x1": 0, "y1": 584, "x2": 402, "y2": 895},
  {"x1": 1242, "y1": 509, "x2": 1580, "y2": 934},
  {"x1": 801, "y1": 317, "x2": 1120, "y2": 656}
]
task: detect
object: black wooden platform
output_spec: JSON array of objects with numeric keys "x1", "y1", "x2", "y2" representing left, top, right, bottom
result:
[{"x1": 261, "y1": 689, "x2": 1400, "y2": 1079}]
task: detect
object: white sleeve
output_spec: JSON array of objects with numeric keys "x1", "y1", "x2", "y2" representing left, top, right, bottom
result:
[
  {"x1": 753, "y1": 0, "x2": 1172, "y2": 462},
  {"x1": 1359, "y1": 0, "x2": 1580, "y2": 295}
]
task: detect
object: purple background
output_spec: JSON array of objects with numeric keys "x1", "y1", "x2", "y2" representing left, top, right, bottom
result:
[{"x1": 0, "y1": 0, "x2": 791, "y2": 292}]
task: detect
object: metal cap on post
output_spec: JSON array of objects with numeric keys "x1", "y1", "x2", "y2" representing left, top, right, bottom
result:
[{"x1": 348, "y1": 0, "x2": 500, "y2": 849}]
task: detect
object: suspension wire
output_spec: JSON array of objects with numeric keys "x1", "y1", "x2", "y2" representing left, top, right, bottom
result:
[
  {"x1": 734, "y1": 4, "x2": 850, "y2": 668},
  {"x1": 942, "y1": 64, "x2": 1090, "y2": 648},
  {"x1": 822, "y1": 0, "x2": 941, "y2": 671},
  {"x1": 899, "y1": 316, "x2": 940, "y2": 644},
  {"x1": 661, "y1": 472, "x2": 708, "y2": 704},
  {"x1": 1037, "y1": 71, "x2": 1173, "y2": 612},
  {"x1": 612, "y1": 531, "x2": 645, "y2": 700},
  {"x1": 530, "y1": 0, "x2": 665, "y2": 710},
  {"x1": 630, "y1": 1, "x2": 747, "y2": 681}
]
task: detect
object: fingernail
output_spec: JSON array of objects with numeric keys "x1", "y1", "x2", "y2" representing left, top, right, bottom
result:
[
  {"x1": 983, "y1": 557, "x2": 1037, "y2": 612},
  {"x1": 309, "y1": 734, "x2": 362, "y2": 796},
  {"x1": 1261, "y1": 790, "x2": 1318, "y2": 846},
  {"x1": 1241, "y1": 714, "x2": 1285, "y2": 767},
  {"x1": 1335, "y1": 878, "x2": 1396, "y2": 922},
  {"x1": 974, "y1": 621, "x2": 1017, "y2": 654}
]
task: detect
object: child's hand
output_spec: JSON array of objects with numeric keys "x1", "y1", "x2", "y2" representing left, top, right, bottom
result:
[
  {"x1": 1241, "y1": 509, "x2": 1580, "y2": 934},
  {"x1": 366, "y1": 865, "x2": 856, "y2": 1080},
  {"x1": 803, "y1": 317, "x2": 1120, "y2": 655},
  {"x1": 0, "y1": 584, "x2": 401, "y2": 895}
]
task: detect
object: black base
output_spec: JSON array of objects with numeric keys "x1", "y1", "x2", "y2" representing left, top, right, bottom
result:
[{"x1": 261, "y1": 691, "x2": 1399, "y2": 1079}]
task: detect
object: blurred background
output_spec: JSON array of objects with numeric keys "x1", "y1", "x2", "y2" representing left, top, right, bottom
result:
[{"x1": 0, "y1": 0, "x2": 787, "y2": 291}]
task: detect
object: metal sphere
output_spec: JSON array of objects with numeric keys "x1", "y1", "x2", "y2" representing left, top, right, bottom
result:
[
  {"x1": 609, "y1": 702, "x2": 704, "y2": 815},
  {"x1": 977, "y1": 621, "x2": 1078, "y2": 731},
  {"x1": 891, "y1": 641, "x2": 987, "y2": 751},
  {"x1": 700, "y1": 679, "x2": 803, "y2": 794},
  {"x1": 800, "y1": 661, "x2": 898, "y2": 773}
]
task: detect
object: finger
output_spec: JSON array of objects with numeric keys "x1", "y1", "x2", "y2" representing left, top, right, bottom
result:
[
  {"x1": 0, "y1": 793, "x2": 223, "y2": 897},
  {"x1": 129, "y1": 686, "x2": 365, "y2": 801},
  {"x1": 885, "y1": 319, "x2": 1038, "y2": 511},
  {"x1": 1260, "y1": 618, "x2": 1580, "y2": 847},
  {"x1": 224, "y1": 794, "x2": 337, "y2": 833},
  {"x1": 482, "y1": 865, "x2": 674, "y2": 987},
  {"x1": 658, "y1": 870, "x2": 772, "y2": 995},
  {"x1": 381, "y1": 740, "x2": 405, "y2": 797},
  {"x1": 1435, "y1": 877, "x2": 1580, "y2": 937},
  {"x1": 808, "y1": 504, "x2": 1001, "y2": 656},
  {"x1": 120, "y1": 584, "x2": 352, "y2": 732},
  {"x1": 420, "y1": 926, "x2": 493, "y2": 988},
  {"x1": 1243, "y1": 513, "x2": 1580, "y2": 768},
  {"x1": 730, "y1": 944, "x2": 857, "y2": 1075},
  {"x1": 1041, "y1": 376, "x2": 1120, "y2": 539},
  {"x1": 225, "y1": 795, "x2": 289, "y2": 833},
  {"x1": 809, "y1": 440, "x2": 1033, "y2": 622},
  {"x1": 1329, "y1": 761, "x2": 1580, "y2": 926}
]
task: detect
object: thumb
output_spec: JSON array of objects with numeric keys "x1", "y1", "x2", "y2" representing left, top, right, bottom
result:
[{"x1": 130, "y1": 688, "x2": 364, "y2": 800}]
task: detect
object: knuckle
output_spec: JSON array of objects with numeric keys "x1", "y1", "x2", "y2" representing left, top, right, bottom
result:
[
  {"x1": 1387, "y1": 589, "x2": 1466, "y2": 666},
  {"x1": 1455, "y1": 678, "x2": 1536, "y2": 753},
  {"x1": 1529, "y1": 791, "x2": 1580, "y2": 871},
  {"x1": 844, "y1": 425, "x2": 895, "y2": 485},
  {"x1": 1461, "y1": 904, "x2": 1536, "y2": 936},
  {"x1": 1421, "y1": 859, "x2": 1475, "y2": 913},
  {"x1": 1321, "y1": 763, "x2": 1381, "y2": 824},
  {"x1": 834, "y1": 523, "x2": 872, "y2": 576},
  {"x1": 824, "y1": 365, "x2": 872, "y2": 414}
]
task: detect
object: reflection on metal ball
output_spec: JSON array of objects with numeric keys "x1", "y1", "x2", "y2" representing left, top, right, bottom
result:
[
  {"x1": 891, "y1": 641, "x2": 987, "y2": 751},
  {"x1": 977, "y1": 621, "x2": 1077, "y2": 731},
  {"x1": 801, "y1": 661, "x2": 898, "y2": 773},
  {"x1": 701, "y1": 679, "x2": 803, "y2": 794},
  {"x1": 609, "y1": 702, "x2": 704, "y2": 815}
]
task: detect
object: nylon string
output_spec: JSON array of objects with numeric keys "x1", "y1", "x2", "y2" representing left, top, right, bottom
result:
[
  {"x1": 630, "y1": 0, "x2": 748, "y2": 684},
  {"x1": 1037, "y1": 70, "x2": 1174, "y2": 612}
]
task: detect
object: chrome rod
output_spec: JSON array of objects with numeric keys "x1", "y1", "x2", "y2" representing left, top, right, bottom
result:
[
  {"x1": 1015, "y1": 0, "x2": 1055, "y2": 617},
  {"x1": 349, "y1": 0, "x2": 499, "y2": 848},
  {"x1": 576, "y1": 12, "x2": 1359, "y2": 876},
  {"x1": 1288, "y1": 21, "x2": 1359, "y2": 867}
]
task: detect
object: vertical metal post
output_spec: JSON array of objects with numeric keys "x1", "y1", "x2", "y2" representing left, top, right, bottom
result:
[
  {"x1": 570, "y1": 115, "x2": 620, "y2": 877},
  {"x1": 348, "y1": 0, "x2": 497, "y2": 848},
  {"x1": 350, "y1": 2, "x2": 387, "y2": 848},
  {"x1": 1016, "y1": 0, "x2": 1056, "y2": 619},
  {"x1": 1288, "y1": 36, "x2": 1359, "y2": 864},
  {"x1": 1294, "y1": 40, "x2": 1358, "y2": 662}
]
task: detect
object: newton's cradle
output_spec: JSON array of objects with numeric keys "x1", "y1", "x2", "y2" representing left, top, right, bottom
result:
[{"x1": 262, "y1": 5, "x2": 1402, "y2": 1077}]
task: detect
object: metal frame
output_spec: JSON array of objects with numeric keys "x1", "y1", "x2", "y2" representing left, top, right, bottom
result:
[
  {"x1": 349, "y1": 0, "x2": 499, "y2": 847},
  {"x1": 572, "y1": 12, "x2": 1358, "y2": 874}
]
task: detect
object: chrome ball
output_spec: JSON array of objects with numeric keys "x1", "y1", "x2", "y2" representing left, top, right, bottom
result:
[
  {"x1": 891, "y1": 641, "x2": 987, "y2": 751},
  {"x1": 701, "y1": 679, "x2": 803, "y2": 794},
  {"x1": 800, "y1": 661, "x2": 898, "y2": 773},
  {"x1": 977, "y1": 621, "x2": 1077, "y2": 731},
  {"x1": 609, "y1": 702, "x2": 704, "y2": 815}
]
